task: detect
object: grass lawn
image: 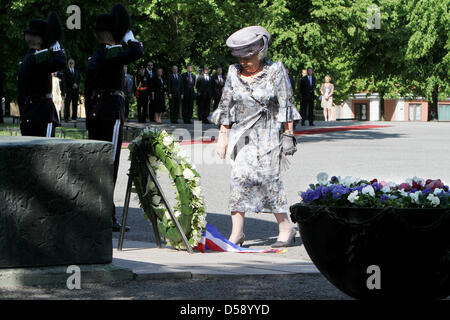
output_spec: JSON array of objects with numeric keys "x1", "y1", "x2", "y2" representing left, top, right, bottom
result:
[{"x1": 0, "y1": 123, "x2": 88, "y2": 140}]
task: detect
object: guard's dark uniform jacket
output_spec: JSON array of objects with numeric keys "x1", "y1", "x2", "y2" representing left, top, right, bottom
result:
[
  {"x1": 84, "y1": 40, "x2": 142, "y2": 193},
  {"x1": 85, "y1": 41, "x2": 142, "y2": 153},
  {"x1": 18, "y1": 47, "x2": 66, "y2": 136}
]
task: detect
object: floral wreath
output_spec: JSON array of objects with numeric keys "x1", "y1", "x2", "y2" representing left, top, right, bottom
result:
[{"x1": 129, "y1": 128, "x2": 207, "y2": 250}]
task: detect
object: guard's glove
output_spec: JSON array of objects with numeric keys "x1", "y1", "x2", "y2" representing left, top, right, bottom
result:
[
  {"x1": 123, "y1": 30, "x2": 137, "y2": 43},
  {"x1": 282, "y1": 133, "x2": 297, "y2": 156},
  {"x1": 49, "y1": 41, "x2": 61, "y2": 52}
]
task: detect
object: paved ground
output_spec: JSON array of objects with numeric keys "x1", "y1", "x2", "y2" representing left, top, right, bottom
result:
[{"x1": 1, "y1": 119, "x2": 449, "y2": 300}]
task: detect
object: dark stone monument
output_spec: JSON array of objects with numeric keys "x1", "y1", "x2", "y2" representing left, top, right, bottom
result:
[{"x1": 0, "y1": 137, "x2": 114, "y2": 268}]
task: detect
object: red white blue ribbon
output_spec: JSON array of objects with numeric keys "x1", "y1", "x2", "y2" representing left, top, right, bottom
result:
[{"x1": 194, "y1": 223, "x2": 280, "y2": 253}]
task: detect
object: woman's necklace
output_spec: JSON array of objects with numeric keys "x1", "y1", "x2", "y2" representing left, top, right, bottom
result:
[{"x1": 241, "y1": 63, "x2": 264, "y2": 78}]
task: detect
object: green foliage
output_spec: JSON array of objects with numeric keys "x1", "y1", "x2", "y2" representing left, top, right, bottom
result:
[{"x1": 1, "y1": 0, "x2": 448, "y2": 118}]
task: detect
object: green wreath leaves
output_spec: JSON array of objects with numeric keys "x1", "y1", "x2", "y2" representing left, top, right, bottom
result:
[{"x1": 129, "y1": 128, "x2": 207, "y2": 250}]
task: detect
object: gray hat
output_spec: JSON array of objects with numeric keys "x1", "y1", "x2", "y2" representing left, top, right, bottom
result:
[{"x1": 226, "y1": 26, "x2": 271, "y2": 57}]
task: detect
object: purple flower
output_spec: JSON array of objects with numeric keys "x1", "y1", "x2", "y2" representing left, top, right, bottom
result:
[
  {"x1": 301, "y1": 189, "x2": 321, "y2": 203},
  {"x1": 317, "y1": 185, "x2": 330, "y2": 199},
  {"x1": 331, "y1": 185, "x2": 350, "y2": 200},
  {"x1": 380, "y1": 194, "x2": 390, "y2": 203},
  {"x1": 330, "y1": 176, "x2": 339, "y2": 183},
  {"x1": 372, "y1": 182, "x2": 382, "y2": 192},
  {"x1": 352, "y1": 185, "x2": 364, "y2": 192}
]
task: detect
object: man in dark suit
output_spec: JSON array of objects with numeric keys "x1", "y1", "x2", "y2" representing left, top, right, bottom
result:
[
  {"x1": 181, "y1": 63, "x2": 196, "y2": 124},
  {"x1": 167, "y1": 65, "x2": 183, "y2": 124},
  {"x1": 286, "y1": 67, "x2": 295, "y2": 93},
  {"x1": 145, "y1": 61, "x2": 156, "y2": 121},
  {"x1": 62, "y1": 58, "x2": 81, "y2": 121},
  {"x1": 196, "y1": 66, "x2": 213, "y2": 123},
  {"x1": 211, "y1": 67, "x2": 225, "y2": 110},
  {"x1": 299, "y1": 67, "x2": 316, "y2": 126}
]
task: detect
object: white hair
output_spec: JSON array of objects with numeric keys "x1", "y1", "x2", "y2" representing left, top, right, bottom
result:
[{"x1": 257, "y1": 47, "x2": 268, "y2": 61}]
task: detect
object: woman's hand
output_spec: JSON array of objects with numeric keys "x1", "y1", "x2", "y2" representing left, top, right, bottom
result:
[{"x1": 216, "y1": 126, "x2": 229, "y2": 159}]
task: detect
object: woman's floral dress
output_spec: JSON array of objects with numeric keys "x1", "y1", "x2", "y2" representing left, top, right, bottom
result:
[{"x1": 209, "y1": 58, "x2": 301, "y2": 214}]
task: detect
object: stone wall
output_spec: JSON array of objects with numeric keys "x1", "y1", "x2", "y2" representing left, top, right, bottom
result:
[{"x1": 0, "y1": 137, "x2": 114, "y2": 268}]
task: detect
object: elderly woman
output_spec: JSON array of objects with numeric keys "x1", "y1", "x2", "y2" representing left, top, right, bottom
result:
[{"x1": 209, "y1": 26, "x2": 301, "y2": 248}]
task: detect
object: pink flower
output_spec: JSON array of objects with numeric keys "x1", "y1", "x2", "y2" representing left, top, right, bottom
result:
[
  {"x1": 412, "y1": 180, "x2": 423, "y2": 190},
  {"x1": 398, "y1": 183, "x2": 411, "y2": 191},
  {"x1": 425, "y1": 179, "x2": 444, "y2": 190},
  {"x1": 380, "y1": 181, "x2": 388, "y2": 187}
]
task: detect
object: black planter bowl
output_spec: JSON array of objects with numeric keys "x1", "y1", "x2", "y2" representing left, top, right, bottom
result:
[{"x1": 290, "y1": 204, "x2": 450, "y2": 299}]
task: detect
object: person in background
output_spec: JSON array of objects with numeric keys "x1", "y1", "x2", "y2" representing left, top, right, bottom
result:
[
  {"x1": 145, "y1": 61, "x2": 155, "y2": 122},
  {"x1": 181, "y1": 63, "x2": 196, "y2": 124},
  {"x1": 297, "y1": 69, "x2": 307, "y2": 110},
  {"x1": 299, "y1": 67, "x2": 316, "y2": 126},
  {"x1": 123, "y1": 65, "x2": 134, "y2": 120},
  {"x1": 167, "y1": 65, "x2": 183, "y2": 124},
  {"x1": 0, "y1": 72, "x2": 4, "y2": 123},
  {"x1": 285, "y1": 67, "x2": 295, "y2": 93},
  {"x1": 84, "y1": 3, "x2": 143, "y2": 232},
  {"x1": 196, "y1": 65, "x2": 213, "y2": 124},
  {"x1": 62, "y1": 58, "x2": 81, "y2": 122},
  {"x1": 151, "y1": 67, "x2": 166, "y2": 124},
  {"x1": 212, "y1": 66, "x2": 226, "y2": 110},
  {"x1": 18, "y1": 12, "x2": 66, "y2": 137},
  {"x1": 52, "y1": 72, "x2": 63, "y2": 122},
  {"x1": 135, "y1": 64, "x2": 149, "y2": 123},
  {"x1": 321, "y1": 75, "x2": 334, "y2": 121}
]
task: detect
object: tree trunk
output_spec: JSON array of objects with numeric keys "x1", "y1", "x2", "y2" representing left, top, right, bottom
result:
[
  {"x1": 379, "y1": 92, "x2": 385, "y2": 121},
  {"x1": 428, "y1": 85, "x2": 439, "y2": 121}
]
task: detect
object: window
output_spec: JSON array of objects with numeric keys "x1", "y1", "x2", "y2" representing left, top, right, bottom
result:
[
  {"x1": 438, "y1": 104, "x2": 450, "y2": 121},
  {"x1": 408, "y1": 104, "x2": 422, "y2": 121}
]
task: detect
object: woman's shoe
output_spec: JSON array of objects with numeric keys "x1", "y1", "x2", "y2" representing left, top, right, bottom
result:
[
  {"x1": 271, "y1": 229, "x2": 297, "y2": 248},
  {"x1": 231, "y1": 234, "x2": 245, "y2": 247}
]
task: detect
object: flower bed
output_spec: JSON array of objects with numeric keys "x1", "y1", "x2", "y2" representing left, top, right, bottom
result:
[
  {"x1": 300, "y1": 173, "x2": 449, "y2": 209},
  {"x1": 129, "y1": 128, "x2": 207, "y2": 250},
  {"x1": 290, "y1": 173, "x2": 450, "y2": 299}
]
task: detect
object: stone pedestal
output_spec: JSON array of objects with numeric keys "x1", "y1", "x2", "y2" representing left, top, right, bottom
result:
[{"x1": 0, "y1": 137, "x2": 114, "y2": 268}]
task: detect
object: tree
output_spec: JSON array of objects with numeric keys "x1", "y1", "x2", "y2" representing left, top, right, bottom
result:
[{"x1": 403, "y1": 0, "x2": 450, "y2": 121}]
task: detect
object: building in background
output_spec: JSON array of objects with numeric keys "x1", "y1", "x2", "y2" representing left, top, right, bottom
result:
[{"x1": 335, "y1": 93, "x2": 450, "y2": 122}]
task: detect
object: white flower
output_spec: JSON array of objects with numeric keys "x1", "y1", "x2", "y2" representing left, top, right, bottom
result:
[
  {"x1": 174, "y1": 210, "x2": 181, "y2": 218},
  {"x1": 149, "y1": 156, "x2": 159, "y2": 166},
  {"x1": 162, "y1": 135, "x2": 174, "y2": 146},
  {"x1": 183, "y1": 168, "x2": 195, "y2": 180},
  {"x1": 388, "y1": 181, "x2": 397, "y2": 188},
  {"x1": 347, "y1": 190, "x2": 360, "y2": 203},
  {"x1": 152, "y1": 195, "x2": 161, "y2": 205},
  {"x1": 399, "y1": 189, "x2": 409, "y2": 197},
  {"x1": 362, "y1": 185, "x2": 375, "y2": 197},
  {"x1": 192, "y1": 186, "x2": 203, "y2": 197},
  {"x1": 427, "y1": 194, "x2": 440, "y2": 207},
  {"x1": 340, "y1": 176, "x2": 359, "y2": 187},
  {"x1": 409, "y1": 191, "x2": 421, "y2": 204},
  {"x1": 433, "y1": 188, "x2": 444, "y2": 195},
  {"x1": 317, "y1": 172, "x2": 329, "y2": 185},
  {"x1": 177, "y1": 149, "x2": 189, "y2": 160},
  {"x1": 381, "y1": 186, "x2": 391, "y2": 193},
  {"x1": 164, "y1": 211, "x2": 170, "y2": 220}
]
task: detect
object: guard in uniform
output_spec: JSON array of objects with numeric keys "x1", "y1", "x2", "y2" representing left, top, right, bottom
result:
[
  {"x1": 85, "y1": 4, "x2": 143, "y2": 232},
  {"x1": 18, "y1": 12, "x2": 66, "y2": 137}
]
